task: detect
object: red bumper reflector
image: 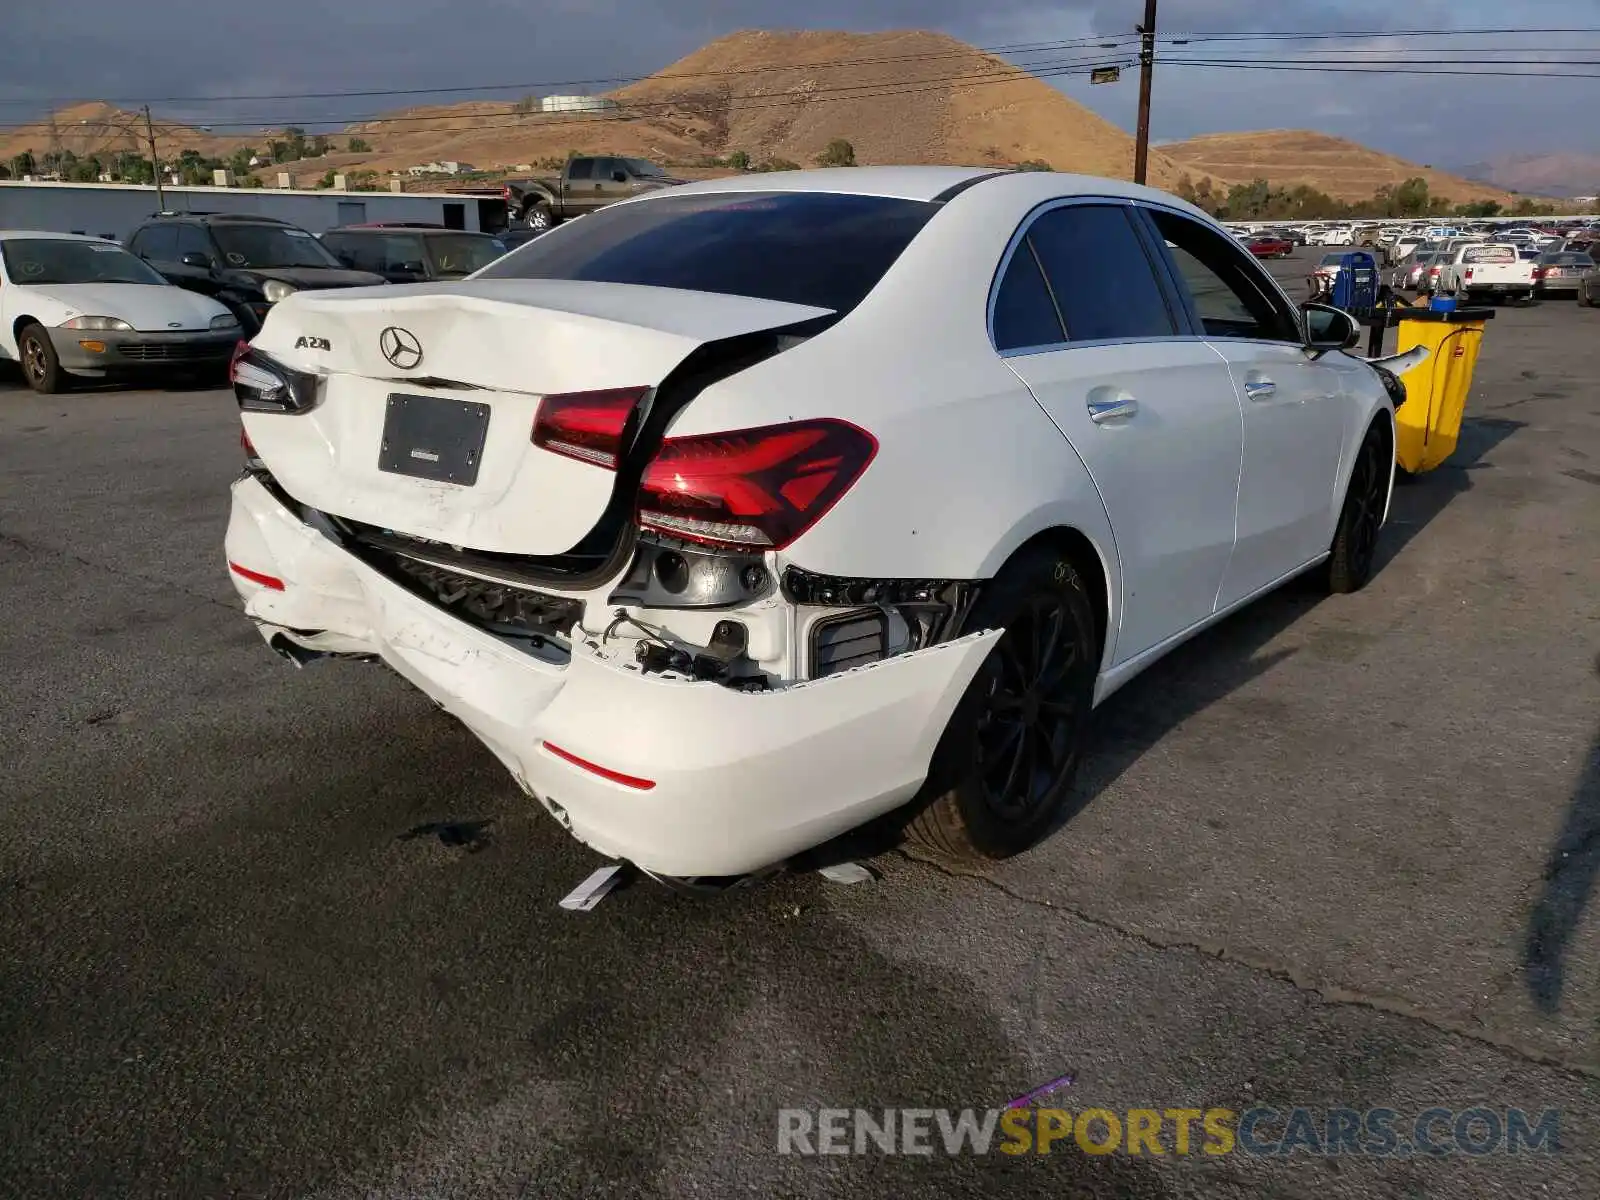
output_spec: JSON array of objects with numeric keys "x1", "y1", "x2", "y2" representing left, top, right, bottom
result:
[
  {"x1": 542, "y1": 741, "x2": 656, "y2": 791},
  {"x1": 229, "y1": 561, "x2": 285, "y2": 590}
]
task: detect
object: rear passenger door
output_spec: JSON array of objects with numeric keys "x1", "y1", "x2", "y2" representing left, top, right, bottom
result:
[
  {"x1": 996, "y1": 201, "x2": 1245, "y2": 666},
  {"x1": 1141, "y1": 206, "x2": 1351, "y2": 608},
  {"x1": 564, "y1": 157, "x2": 600, "y2": 214}
]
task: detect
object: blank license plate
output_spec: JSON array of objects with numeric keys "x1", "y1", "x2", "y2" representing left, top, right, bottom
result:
[{"x1": 378, "y1": 393, "x2": 491, "y2": 486}]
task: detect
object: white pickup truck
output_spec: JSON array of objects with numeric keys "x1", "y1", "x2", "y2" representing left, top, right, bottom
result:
[{"x1": 1436, "y1": 243, "x2": 1536, "y2": 303}]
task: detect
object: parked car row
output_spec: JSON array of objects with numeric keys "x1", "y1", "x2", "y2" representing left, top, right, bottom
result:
[
  {"x1": 1384, "y1": 232, "x2": 1597, "y2": 306},
  {"x1": 1, "y1": 217, "x2": 520, "y2": 392}
]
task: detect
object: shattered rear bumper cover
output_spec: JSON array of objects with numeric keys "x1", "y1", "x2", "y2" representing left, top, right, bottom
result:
[{"x1": 225, "y1": 473, "x2": 999, "y2": 877}]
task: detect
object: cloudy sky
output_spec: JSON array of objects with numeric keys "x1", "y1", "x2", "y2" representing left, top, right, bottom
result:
[{"x1": 3, "y1": 0, "x2": 1597, "y2": 166}]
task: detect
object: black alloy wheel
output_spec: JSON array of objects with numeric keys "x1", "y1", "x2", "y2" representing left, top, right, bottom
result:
[
  {"x1": 907, "y1": 547, "x2": 1098, "y2": 861},
  {"x1": 1327, "y1": 422, "x2": 1390, "y2": 593},
  {"x1": 975, "y1": 598, "x2": 1085, "y2": 823}
]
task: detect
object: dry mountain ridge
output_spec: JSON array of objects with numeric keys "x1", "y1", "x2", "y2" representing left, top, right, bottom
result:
[{"x1": 1159, "y1": 129, "x2": 1517, "y2": 207}]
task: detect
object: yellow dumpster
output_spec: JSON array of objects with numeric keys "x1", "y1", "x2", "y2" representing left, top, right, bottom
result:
[{"x1": 1391, "y1": 305, "x2": 1495, "y2": 474}]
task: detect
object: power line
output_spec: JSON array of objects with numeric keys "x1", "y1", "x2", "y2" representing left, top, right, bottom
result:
[
  {"x1": 0, "y1": 53, "x2": 1139, "y2": 136},
  {"x1": 1161, "y1": 59, "x2": 1600, "y2": 79},
  {"x1": 4, "y1": 25, "x2": 1598, "y2": 108},
  {"x1": 0, "y1": 36, "x2": 1136, "y2": 108}
]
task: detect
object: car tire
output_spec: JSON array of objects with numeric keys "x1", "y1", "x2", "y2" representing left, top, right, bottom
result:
[
  {"x1": 1579, "y1": 287, "x2": 1594, "y2": 308},
  {"x1": 906, "y1": 546, "x2": 1099, "y2": 862},
  {"x1": 17, "y1": 322, "x2": 67, "y2": 394},
  {"x1": 524, "y1": 200, "x2": 554, "y2": 232},
  {"x1": 1327, "y1": 419, "x2": 1391, "y2": 594}
]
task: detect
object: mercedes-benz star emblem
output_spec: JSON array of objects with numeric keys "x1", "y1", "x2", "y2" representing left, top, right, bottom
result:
[{"x1": 379, "y1": 326, "x2": 423, "y2": 369}]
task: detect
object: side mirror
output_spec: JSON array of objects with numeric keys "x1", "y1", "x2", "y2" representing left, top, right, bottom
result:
[
  {"x1": 1301, "y1": 303, "x2": 1362, "y2": 354},
  {"x1": 612, "y1": 170, "x2": 628, "y2": 183},
  {"x1": 180, "y1": 252, "x2": 211, "y2": 268}
]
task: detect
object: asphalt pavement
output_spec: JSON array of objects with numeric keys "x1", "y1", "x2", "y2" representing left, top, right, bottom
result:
[{"x1": 3, "y1": 254, "x2": 1599, "y2": 1197}]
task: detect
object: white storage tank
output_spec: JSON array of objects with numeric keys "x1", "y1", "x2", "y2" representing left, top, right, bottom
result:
[{"x1": 539, "y1": 95, "x2": 619, "y2": 114}]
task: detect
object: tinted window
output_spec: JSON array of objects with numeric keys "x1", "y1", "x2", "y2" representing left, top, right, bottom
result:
[
  {"x1": 480, "y1": 191, "x2": 938, "y2": 315},
  {"x1": 597, "y1": 158, "x2": 623, "y2": 180},
  {"x1": 210, "y1": 224, "x2": 340, "y2": 268},
  {"x1": 567, "y1": 158, "x2": 593, "y2": 181},
  {"x1": 1025, "y1": 205, "x2": 1175, "y2": 340},
  {"x1": 1149, "y1": 209, "x2": 1299, "y2": 342},
  {"x1": 132, "y1": 225, "x2": 179, "y2": 261},
  {"x1": 427, "y1": 233, "x2": 506, "y2": 276},
  {"x1": 173, "y1": 224, "x2": 214, "y2": 262},
  {"x1": 991, "y1": 243, "x2": 1063, "y2": 352}
]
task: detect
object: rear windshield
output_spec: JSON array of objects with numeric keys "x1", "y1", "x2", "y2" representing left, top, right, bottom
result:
[
  {"x1": 1543, "y1": 252, "x2": 1593, "y2": 265},
  {"x1": 478, "y1": 191, "x2": 939, "y2": 314},
  {"x1": 1464, "y1": 245, "x2": 1516, "y2": 264}
]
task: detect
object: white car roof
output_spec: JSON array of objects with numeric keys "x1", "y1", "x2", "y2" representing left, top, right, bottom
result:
[
  {"x1": 653, "y1": 166, "x2": 1210, "y2": 211},
  {"x1": 0, "y1": 230, "x2": 117, "y2": 242}
]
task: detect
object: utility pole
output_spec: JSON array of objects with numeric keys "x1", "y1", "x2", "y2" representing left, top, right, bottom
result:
[
  {"x1": 142, "y1": 104, "x2": 166, "y2": 211},
  {"x1": 1132, "y1": 0, "x2": 1158, "y2": 185}
]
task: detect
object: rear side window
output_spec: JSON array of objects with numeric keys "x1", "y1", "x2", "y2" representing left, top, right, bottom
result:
[
  {"x1": 1025, "y1": 205, "x2": 1176, "y2": 340},
  {"x1": 480, "y1": 191, "x2": 939, "y2": 315},
  {"x1": 131, "y1": 225, "x2": 178, "y2": 261},
  {"x1": 991, "y1": 244, "x2": 1064, "y2": 352},
  {"x1": 567, "y1": 158, "x2": 594, "y2": 181},
  {"x1": 1149, "y1": 209, "x2": 1300, "y2": 343}
]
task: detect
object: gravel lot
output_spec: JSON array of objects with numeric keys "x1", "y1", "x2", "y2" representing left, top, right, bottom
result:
[{"x1": 3, "y1": 251, "x2": 1599, "y2": 1197}]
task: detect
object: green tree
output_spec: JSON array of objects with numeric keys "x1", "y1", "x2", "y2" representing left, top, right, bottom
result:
[
  {"x1": 725, "y1": 148, "x2": 750, "y2": 170},
  {"x1": 243, "y1": 174, "x2": 265, "y2": 188},
  {"x1": 347, "y1": 137, "x2": 371, "y2": 153},
  {"x1": 268, "y1": 140, "x2": 290, "y2": 163},
  {"x1": 814, "y1": 138, "x2": 856, "y2": 167},
  {"x1": 12, "y1": 151, "x2": 36, "y2": 177},
  {"x1": 283, "y1": 127, "x2": 309, "y2": 160},
  {"x1": 315, "y1": 169, "x2": 336, "y2": 189},
  {"x1": 310, "y1": 134, "x2": 330, "y2": 157},
  {"x1": 1390, "y1": 176, "x2": 1431, "y2": 216}
]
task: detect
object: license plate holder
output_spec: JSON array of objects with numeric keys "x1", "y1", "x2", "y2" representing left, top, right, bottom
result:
[{"x1": 379, "y1": 393, "x2": 491, "y2": 485}]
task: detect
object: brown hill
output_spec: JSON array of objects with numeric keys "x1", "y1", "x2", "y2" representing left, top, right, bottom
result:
[
  {"x1": 1159, "y1": 130, "x2": 1516, "y2": 207},
  {"x1": 0, "y1": 101, "x2": 252, "y2": 164},
  {"x1": 608, "y1": 29, "x2": 1195, "y2": 184},
  {"x1": 1454, "y1": 153, "x2": 1600, "y2": 199}
]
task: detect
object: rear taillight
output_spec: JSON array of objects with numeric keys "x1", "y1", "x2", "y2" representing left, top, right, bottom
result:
[
  {"x1": 1464, "y1": 268, "x2": 1474, "y2": 279},
  {"x1": 1532, "y1": 267, "x2": 1546, "y2": 278},
  {"x1": 637, "y1": 418, "x2": 878, "y2": 552},
  {"x1": 532, "y1": 386, "x2": 650, "y2": 469},
  {"x1": 232, "y1": 345, "x2": 319, "y2": 414}
]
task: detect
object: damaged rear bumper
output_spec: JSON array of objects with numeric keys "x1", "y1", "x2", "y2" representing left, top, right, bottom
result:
[{"x1": 225, "y1": 474, "x2": 998, "y2": 876}]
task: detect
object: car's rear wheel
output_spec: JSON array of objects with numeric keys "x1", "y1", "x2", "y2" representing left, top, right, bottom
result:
[
  {"x1": 1327, "y1": 419, "x2": 1391, "y2": 593},
  {"x1": 907, "y1": 546, "x2": 1098, "y2": 861},
  {"x1": 18, "y1": 322, "x2": 66, "y2": 394}
]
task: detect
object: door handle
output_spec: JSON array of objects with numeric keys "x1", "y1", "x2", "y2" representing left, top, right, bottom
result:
[
  {"x1": 1243, "y1": 378, "x2": 1276, "y2": 400},
  {"x1": 1087, "y1": 391, "x2": 1138, "y2": 423}
]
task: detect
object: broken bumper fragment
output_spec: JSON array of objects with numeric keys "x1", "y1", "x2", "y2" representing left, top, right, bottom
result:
[{"x1": 225, "y1": 474, "x2": 998, "y2": 877}]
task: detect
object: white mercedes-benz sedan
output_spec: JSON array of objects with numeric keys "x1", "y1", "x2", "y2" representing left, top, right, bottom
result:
[{"x1": 224, "y1": 167, "x2": 1401, "y2": 883}]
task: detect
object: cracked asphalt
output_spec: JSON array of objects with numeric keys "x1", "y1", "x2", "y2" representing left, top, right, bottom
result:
[{"x1": 3, "y1": 257, "x2": 1599, "y2": 1197}]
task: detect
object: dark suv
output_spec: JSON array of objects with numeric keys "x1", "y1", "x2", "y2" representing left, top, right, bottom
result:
[
  {"x1": 318, "y1": 225, "x2": 509, "y2": 282},
  {"x1": 125, "y1": 214, "x2": 387, "y2": 334}
]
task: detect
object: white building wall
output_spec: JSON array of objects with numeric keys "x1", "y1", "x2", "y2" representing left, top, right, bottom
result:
[{"x1": 0, "y1": 181, "x2": 490, "y2": 239}]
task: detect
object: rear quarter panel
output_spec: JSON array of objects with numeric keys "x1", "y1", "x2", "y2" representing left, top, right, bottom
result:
[{"x1": 666, "y1": 177, "x2": 1121, "y2": 601}]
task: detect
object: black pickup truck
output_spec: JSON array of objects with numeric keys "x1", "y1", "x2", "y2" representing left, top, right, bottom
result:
[{"x1": 501, "y1": 156, "x2": 687, "y2": 231}]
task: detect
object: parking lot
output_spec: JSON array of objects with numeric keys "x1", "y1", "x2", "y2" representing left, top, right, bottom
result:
[{"x1": 3, "y1": 246, "x2": 1599, "y2": 1197}]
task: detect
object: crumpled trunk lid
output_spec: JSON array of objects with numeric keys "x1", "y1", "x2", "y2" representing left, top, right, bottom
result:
[{"x1": 243, "y1": 280, "x2": 831, "y2": 556}]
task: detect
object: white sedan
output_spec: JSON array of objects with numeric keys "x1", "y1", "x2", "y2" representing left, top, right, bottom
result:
[
  {"x1": 0, "y1": 231, "x2": 240, "y2": 392},
  {"x1": 224, "y1": 168, "x2": 1400, "y2": 883}
]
